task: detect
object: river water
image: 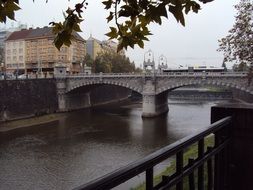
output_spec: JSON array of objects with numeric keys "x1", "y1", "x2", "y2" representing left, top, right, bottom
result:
[{"x1": 0, "y1": 99, "x2": 230, "y2": 190}]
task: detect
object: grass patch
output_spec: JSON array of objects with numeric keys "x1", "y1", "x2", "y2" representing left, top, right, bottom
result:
[
  {"x1": 132, "y1": 135, "x2": 215, "y2": 190},
  {"x1": 0, "y1": 113, "x2": 65, "y2": 132}
]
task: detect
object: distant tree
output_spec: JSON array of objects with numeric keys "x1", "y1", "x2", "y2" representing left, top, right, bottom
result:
[
  {"x1": 83, "y1": 54, "x2": 94, "y2": 68},
  {"x1": 111, "y1": 54, "x2": 136, "y2": 73},
  {"x1": 94, "y1": 53, "x2": 112, "y2": 73},
  {"x1": 135, "y1": 67, "x2": 143, "y2": 73},
  {"x1": 94, "y1": 52, "x2": 136, "y2": 73},
  {"x1": 232, "y1": 63, "x2": 248, "y2": 72},
  {"x1": 218, "y1": 0, "x2": 253, "y2": 71},
  {"x1": 0, "y1": 0, "x2": 213, "y2": 51},
  {"x1": 221, "y1": 61, "x2": 227, "y2": 71}
]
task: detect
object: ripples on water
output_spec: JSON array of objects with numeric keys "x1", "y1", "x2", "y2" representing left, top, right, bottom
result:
[{"x1": 0, "y1": 99, "x2": 229, "y2": 190}]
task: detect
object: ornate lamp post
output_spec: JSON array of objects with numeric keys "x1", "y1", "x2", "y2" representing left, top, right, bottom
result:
[
  {"x1": 158, "y1": 54, "x2": 168, "y2": 74},
  {"x1": 143, "y1": 49, "x2": 155, "y2": 73}
]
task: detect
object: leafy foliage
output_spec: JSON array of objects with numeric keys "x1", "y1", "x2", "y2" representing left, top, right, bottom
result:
[
  {"x1": 0, "y1": 0, "x2": 20, "y2": 23},
  {"x1": 232, "y1": 63, "x2": 248, "y2": 72},
  {"x1": 93, "y1": 52, "x2": 137, "y2": 73},
  {"x1": 83, "y1": 54, "x2": 93, "y2": 67},
  {"x1": 104, "y1": 0, "x2": 204, "y2": 51},
  {"x1": 49, "y1": 1, "x2": 88, "y2": 50},
  {"x1": 218, "y1": 0, "x2": 253, "y2": 70},
  {"x1": 0, "y1": 0, "x2": 213, "y2": 51}
]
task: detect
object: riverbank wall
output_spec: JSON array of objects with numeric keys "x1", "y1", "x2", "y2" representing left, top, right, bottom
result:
[
  {"x1": 232, "y1": 89, "x2": 253, "y2": 103},
  {"x1": 0, "y1": 79, "x2": 131, "y2": 122},
  {"x1": 0, "y1": 79, "x2": 58, "y2": 122},
  {"x1": 167, "y1": 90, "x2": 233, "y2": 100}
]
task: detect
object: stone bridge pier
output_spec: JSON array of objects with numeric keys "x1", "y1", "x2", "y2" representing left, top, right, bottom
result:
[
  {"x1": 55, "y1": 67, "x2": 92, "y2": 112},
  {"x1": 142, "y1": 77, "x2": 169, "y2": 117},
  {"x1": 56, "y1": 78, "x2": 67, "y2": 112}
]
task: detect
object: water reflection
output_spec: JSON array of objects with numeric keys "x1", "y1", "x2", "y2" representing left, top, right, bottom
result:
[
  {"x1": 0, "y1": 99, "x2": 230, "y2": 190},
  {"x1": 142, "y1": 116, "x2": 169, "y2": 150}
]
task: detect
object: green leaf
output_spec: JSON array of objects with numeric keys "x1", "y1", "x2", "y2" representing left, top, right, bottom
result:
[
  {"x1": 106, "y1": 12, "x2": 114, "y2": 23},
  {"x1": 0, "y1": 1, "x2": 21, "y2": 22},
  {"x1": 169, "y1": 5, "x2": 185, "y2": 26},
  {"x1": 139, "y1": 0, "x2": 149, "y2": 9},
  {"x1": 51, "y1": 22, "x2": 63, "y2": 34},
  {"x1": 102, "y1": 0, "x2": 113, "y2": 9},
  {"x1": 157, "y1": 3, "x2": 168, "y2": 18},
  {"x1": 105, "y1": 27, "x2": 118, "y2": 39},
  {"x1": 54, "y1": 35, "x2": 64, "y2": 50},
  {"x1": 137, "y1": 40, "x2": 144, "y2": 48},
  {"x1": 5, "y1": 1, "x2": 21, "y2": 11},
  {"x1": 118, "y1": 5, "x2": 138, "y2": 17}
]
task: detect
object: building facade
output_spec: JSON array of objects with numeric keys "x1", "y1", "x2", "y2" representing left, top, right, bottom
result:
[
  {"x1": 5, "y1": 27, "x2": 86, "y2": 74},
  {"x1": 0, "y1": 23, "x2": 27, "y2": 48},
  {"x1": 86, "y1": 35, "x2": 102, "y2": 60},
  {"x1": 86, "y1": 35, "x2": 124, "y2": 60}
]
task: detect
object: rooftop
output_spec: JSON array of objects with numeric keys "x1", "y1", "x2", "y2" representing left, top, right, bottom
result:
[{"x1": 5, "y1": 27, "x2": 85, "y2": 42}]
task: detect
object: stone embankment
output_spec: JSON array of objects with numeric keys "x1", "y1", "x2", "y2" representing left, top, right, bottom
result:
[
  {"x1": 168, "y1": 89, "x2": 233, "y2": 100},
  {"x1": 0, "y1": 79, "x2": 130, "y2": 122}
]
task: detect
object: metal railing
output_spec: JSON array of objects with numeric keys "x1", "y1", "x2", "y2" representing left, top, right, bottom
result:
[{"x1": 74, "y1": 116, "x2": 232, "y2": 190}]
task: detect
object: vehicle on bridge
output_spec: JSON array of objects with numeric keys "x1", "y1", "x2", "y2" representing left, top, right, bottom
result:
[{"x1": 162, "y1": 66, "x2": 225, "y2": 73}]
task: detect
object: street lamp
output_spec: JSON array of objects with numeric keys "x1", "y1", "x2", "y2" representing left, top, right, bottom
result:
[
  {"x1": 143, "y1": 49, "x2": 155, "y2": 73},
  {"x1": 158, "y1": 55, "x2": 168, "y2": 74}
]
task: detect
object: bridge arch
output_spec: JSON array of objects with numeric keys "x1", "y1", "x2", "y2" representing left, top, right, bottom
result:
[
  {"x1": 66, "y1": 80, "x2": 143, "y2": 94},
  {"x1": 156, "y1": 80, "x2": 253, "y2": 97}
]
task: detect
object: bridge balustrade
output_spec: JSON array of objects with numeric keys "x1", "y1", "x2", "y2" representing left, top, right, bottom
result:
[
  {"x1": 155, "y1": 72, "x2": 247, "y2": 77},
  {"x1": 0, "y1": 72, "x2": 247, "y2": 80},
  {"x1": 74, "y1": 116, "x2": 232, "y2": 190}
]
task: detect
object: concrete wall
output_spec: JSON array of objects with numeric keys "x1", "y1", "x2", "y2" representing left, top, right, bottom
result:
[
  {"x1": 0, "y1": 80, "x2": 131, "y2": 121},
  {"x1": 0, "y1": 79, "x2": 58, "y2": 121}
]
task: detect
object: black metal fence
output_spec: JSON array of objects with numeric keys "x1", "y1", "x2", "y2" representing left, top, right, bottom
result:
[{"x1": 74, "y1": 116, "x2": 232, "y2": 190}]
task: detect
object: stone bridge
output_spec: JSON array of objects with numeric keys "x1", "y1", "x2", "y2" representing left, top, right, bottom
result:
[{"x1": 56, "y1": 72, "x2": 253, "y2": 117}]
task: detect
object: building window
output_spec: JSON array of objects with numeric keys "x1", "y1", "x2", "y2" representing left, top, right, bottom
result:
[
  {"x1": 19, "y1": 48, "x2": 23, "y2": 53},
  {"x1": 19, "y1": 56, "x2": 23, "y2": 61}
]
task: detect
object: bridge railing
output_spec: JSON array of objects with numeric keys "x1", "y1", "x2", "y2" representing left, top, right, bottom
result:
[
  {"x1": 0, "y1": 71, "x2": 247, "y2": 80},
  {"x1": 66, "y1": 72, "x2": 143, "y2": 78},
  {"x1": 157, "y1": 72, "x2": 247, "y2": 77},
  {"x1": 74, "y1": 116, "x2": 232, "y2": 190},
  {"x1": 0, "y1": 73, "x2": 54, "y2": 80},
  {"x1": 66, "y1": 72, "x2": 247, "y2": 78}
]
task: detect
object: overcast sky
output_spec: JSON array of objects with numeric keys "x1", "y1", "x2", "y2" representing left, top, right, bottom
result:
[{"x1": 0, "y1": 0, "x2": 240, "y2": 68}]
